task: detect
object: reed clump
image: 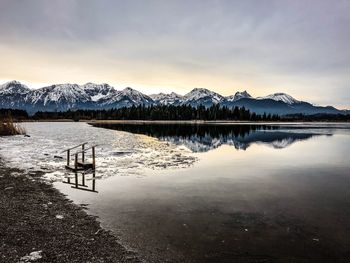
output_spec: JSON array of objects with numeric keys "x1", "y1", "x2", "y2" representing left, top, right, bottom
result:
[{"x1": 0, "y1": 116, "x2": 26, "y2": 136}]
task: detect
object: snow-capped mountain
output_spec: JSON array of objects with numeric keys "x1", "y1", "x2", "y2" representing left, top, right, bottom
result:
[
  {"x1": 150, "y1": 92, "x2": 183, "y2": 106},
  {"x1": 119, "y1": 87, "x2": 153, "y2": 105},
  {"x1": 182, "y1": 88, "x2": 224, "y2": 107},
  {"x1": 0, "y1": 81, "x2": 154, "y2": 113},
  {"x1": 257, "y1": 93, "x2": 300, "y2": 105},
  {"x1": 24, "y1": 84, "x2": 101, "y2": 112},
  {"x1": 98, "y1": 87, "x2": 153, "y2": 108},
  {"x1": 82, "y1": 83, "x2": 115, "y2": 102},
  {"x1": 27, "y1": 84, "x2": 90, "y2": 104},
  {"x1": 0, "y1": 80, "x2": 30, "y2": 95},
  {"x1": 0, "y1": 80, "x2": 346, "y2": 115},
  {"x1": 0, "y1": 81, "x2": 31, "y2": 108},
  {"x1": 226, "y1": 90, "x2": 252, "y2": 102}
]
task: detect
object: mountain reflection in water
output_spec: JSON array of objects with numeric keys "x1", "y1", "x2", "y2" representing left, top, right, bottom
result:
[{"x1": 92, "y1": 123, "x2": 331, "y2": 152}]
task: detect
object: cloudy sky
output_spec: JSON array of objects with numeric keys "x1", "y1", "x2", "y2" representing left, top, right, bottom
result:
[{"x1": 0, "y1": 0, "x2": 349, "y2": 108}]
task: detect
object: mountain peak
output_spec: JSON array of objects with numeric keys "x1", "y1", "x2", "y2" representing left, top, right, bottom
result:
[
  {"x1": 5, "y1": 80, "x2": 22, "y2": 85},
  {"x1": 183, "y1": 88, "x2": 224, "y2": 107},
  {"x1": 170, "y1": 92, "x2": 181, "y2": 97},
  {"x1": 189, "y1": 88, "x2": 214, "y2": 94},
  {"x1": 122, "y1": 87, "x2": 137, "y2": 92},
  {"x1": 258, "y1": 93, "x2": 300, "y2": 105},
  {"x1": 235, "y1": 90, "x2": 251, "y2": 97},
  {"x1": 185, "y1": 88, "x2": 223, "y2": 99},
  {"x1": 150, "y1": 92, "x2": 183, "y2": 106},
  {"x1": 117, "y1": 87, "x2": 153, "y2": 105},
  {"x1": 234, "y1": 90, "x2": 252, "y2": 100},
  {"x1": 0, "y1": 80, "x2": 30, "y2": 94},
  {"x1": 1, "y1": 80, "x2": 25, "y2": 88},
  {"x1": 226, "y1": 90, "x2": 252, "y2": 102},
  {"x1": 191, "y1": 87, "x2": 207, "y2": 92}
]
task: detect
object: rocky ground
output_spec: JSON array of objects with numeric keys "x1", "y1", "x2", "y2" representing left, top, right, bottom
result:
[{"x1": 0, "y1": 162, "x2": 141, "y2": 263}]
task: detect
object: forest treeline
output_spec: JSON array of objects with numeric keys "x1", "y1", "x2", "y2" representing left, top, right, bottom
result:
[
  {"x1": 1, "y1": 106, "x2": 350, "y2": 121},
  {"x1": 0, "y1": 108, "x2": 29, "y2": 119},
  {"x1": 32, "y1": 105, "x2": 280, "y2": 121}
]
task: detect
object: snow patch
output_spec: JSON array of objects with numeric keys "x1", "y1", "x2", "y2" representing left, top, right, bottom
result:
[
  {"x1": 19, "y1": 251, "x2": 42, "y2": 262},
  {"x1": 257, "y1": 93, "x2": 300, "y2": 104}
]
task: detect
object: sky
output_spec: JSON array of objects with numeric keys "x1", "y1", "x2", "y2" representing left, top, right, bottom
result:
[{"x1": 0, "y1": 0, "x2": 349, "y2": 108}]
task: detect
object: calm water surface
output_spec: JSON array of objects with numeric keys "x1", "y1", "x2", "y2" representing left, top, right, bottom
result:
[{"x1": 51, "y1": 123, "x2": 350, "y2": 262}]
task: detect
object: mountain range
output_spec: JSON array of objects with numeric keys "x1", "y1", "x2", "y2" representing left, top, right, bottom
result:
[{"x1": 0, "y1": 80, "x2": 348, "y2": 115}]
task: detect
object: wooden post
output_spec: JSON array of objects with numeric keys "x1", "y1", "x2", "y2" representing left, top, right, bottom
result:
[
  {"x1": 67, "y1": 150, "x2": 70, "y2": 166},
  {"x1": 74, "y1": 172, "x2": 78, "y2": 188},
  {"x1": 92, "y1": 146, "x2": 96, "y2": 170},
  {"x1": 75, "y1": 154, "x2": 78, "y2": 171},
  {"x1": 92, "y1": 172, "x2": 96, "y2": 192},
  {"x1": 82, "y1": 144, "x2": 85, "y2": 163}
]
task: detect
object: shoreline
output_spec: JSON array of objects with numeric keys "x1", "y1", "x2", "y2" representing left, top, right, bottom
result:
[
  {"x1": 15, "y1": 119, "x2": 350, "y2": 124},
  {"x1": 87, "y1": 120, "x2": 350, "y2": 128},
  {"x1": 88, "y1": 119, "x2": 350, "y2": 124},
  {"x1": 0, "y1": 162, "x2": 141, "y2": 263}
]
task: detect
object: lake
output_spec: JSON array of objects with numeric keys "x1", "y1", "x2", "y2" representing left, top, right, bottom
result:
[{"x1": 1, "y1": 122, "x2": 350, "y2": 262}]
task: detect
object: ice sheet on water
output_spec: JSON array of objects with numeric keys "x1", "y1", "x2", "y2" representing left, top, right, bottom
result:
[{"x1": 0, "y1": 122, "x2": 196, "y2": 180}]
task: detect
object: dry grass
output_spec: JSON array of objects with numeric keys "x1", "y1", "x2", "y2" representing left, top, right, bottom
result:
[{"x1": 0, "y1": 116, "x2": 26, "y2": 136}]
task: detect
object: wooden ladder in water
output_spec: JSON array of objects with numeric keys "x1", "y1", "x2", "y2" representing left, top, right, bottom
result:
[{"x1": 62, "y1": 143, "x2": 97, "y2": 171}]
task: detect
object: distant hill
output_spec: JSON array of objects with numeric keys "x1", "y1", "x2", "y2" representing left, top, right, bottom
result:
[{"x1": 0, "y1": 80, "x2": 347, "y2": 115}]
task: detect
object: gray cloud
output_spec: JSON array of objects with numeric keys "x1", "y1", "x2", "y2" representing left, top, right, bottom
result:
[{"x1": 0, "y1": 0, "x2": 349, "y2": 107}]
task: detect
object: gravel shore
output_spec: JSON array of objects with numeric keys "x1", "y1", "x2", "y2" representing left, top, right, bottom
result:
[{"x1": 0, "y1": 163, "x2": 141, "y2": 263}]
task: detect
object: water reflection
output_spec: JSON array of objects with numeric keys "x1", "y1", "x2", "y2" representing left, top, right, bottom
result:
[
  {"x1": 93, "y1": 123, "x2": 331, "y2": 152},
  {"x1": 63, "y1": 172, "x2": 98, "y2": 193},
  {"x1": 55, "y1": 124, "x2": 350, "y2": 262}
]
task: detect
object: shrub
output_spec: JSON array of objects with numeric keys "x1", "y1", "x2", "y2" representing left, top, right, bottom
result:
[{"x1": 0, "y1": 116, "x2": 26, "y2": 136}]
